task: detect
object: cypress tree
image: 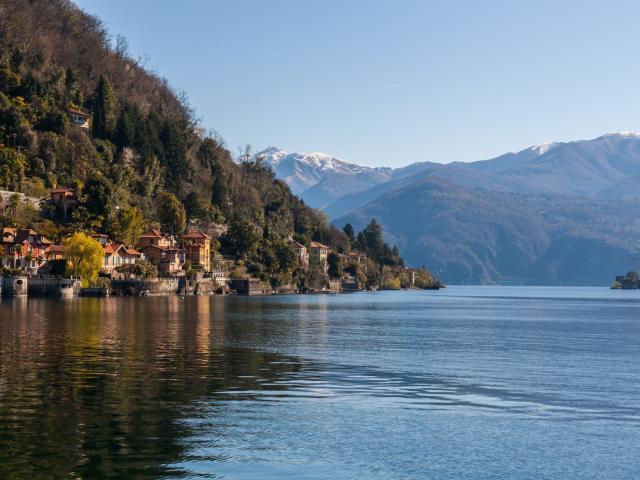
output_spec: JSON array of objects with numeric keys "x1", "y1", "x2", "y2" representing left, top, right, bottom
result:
[{"x1": 92, "y1": 74, "x2": 116, "y2": 139}]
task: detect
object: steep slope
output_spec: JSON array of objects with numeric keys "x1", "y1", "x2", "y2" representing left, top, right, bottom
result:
[
  {"x1": 337, "y1": 178, "x2": 640, "y2": 285},
  {"x1": 337, "y1": 178, "x2": 549, "y2": 283},
  {"x1": 597, "y1": 173, "x2": 640, "y2": 200},
  {"x1": 0, "y1": 0, "x2": 353, "y2": 285}
]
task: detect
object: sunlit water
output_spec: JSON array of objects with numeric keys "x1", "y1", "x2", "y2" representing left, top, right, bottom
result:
[{"x1": 1, "y1": 287, "x2": 639, "y2": 479}]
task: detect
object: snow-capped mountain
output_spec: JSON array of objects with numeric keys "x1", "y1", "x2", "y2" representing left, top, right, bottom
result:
[
  {"x1": 334, "y1": 132, "x2": 640, "y2": 285},
  {"x1": 251, "y1": 147, "x2": 392, "y2": 208}
]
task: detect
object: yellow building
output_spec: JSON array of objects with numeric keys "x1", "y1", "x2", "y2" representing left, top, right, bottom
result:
[
  {"x1": 308, "y1": 241, "x2": 330, "y2": 266},
  {"x1": 182, "y1": 231, "x2": 212, "y2": 272}
]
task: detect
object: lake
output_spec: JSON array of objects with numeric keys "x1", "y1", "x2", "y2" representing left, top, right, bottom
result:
[{"x1": 0, "y1": 287, "x2": 639, "y2": 479}]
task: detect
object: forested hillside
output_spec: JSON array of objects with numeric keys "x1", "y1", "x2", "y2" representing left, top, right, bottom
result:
[
  {"x1": 0, "y1": 0, "x2": 388, "y2": 285},
  {"x1": 257, "y1": 129, "x2": 640, "y2": 284}
]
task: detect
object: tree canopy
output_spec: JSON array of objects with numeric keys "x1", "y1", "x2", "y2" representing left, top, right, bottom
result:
[{"x1": 63, "y1": 232, "x2": 104, "y2": 287}]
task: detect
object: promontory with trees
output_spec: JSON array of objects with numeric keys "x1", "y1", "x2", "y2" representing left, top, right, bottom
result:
[{"x1": 0, "y1": 0, "x2": 439, "y2": 293}]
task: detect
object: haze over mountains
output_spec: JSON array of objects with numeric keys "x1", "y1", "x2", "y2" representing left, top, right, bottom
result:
[{"x1": 257, "y1": 133, "x2": 640, "y2": 285}]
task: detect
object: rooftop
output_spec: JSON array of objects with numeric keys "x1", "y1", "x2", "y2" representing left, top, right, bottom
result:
[
  {"x1": 309, "y1": 241, "x2": 330, "y2": 249},
  {"x1": 139, "y1": 228, "x2": 163, "y2": 238},
  {"x1": 68, "y1": 107, "x2": 90, "y2": 118},
  {"x1": 183, "y1": 230, "x2": 211, "y2": 239}
]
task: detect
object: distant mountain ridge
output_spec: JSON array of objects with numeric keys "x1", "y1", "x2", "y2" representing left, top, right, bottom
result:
[
  {"x1": 259, "y1": 133, "x2": 640, "y2": 285},
  {"x1": 252, "y1": 147, "x2": 392, "y2": 208}
]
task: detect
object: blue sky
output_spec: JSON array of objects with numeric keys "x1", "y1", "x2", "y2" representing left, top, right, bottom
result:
[{"x1": 74, "y1": 0, "x2": 640, "y2": 167}]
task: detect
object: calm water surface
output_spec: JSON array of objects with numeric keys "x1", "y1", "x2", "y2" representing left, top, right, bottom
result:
[{"x1": 0, "y1": 287, "x2": 639, "y2": 479}]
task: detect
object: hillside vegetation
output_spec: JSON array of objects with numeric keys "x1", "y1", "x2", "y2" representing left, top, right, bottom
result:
[{"x1": 0, "y1": 0, "x2": 410, "y2": 286}]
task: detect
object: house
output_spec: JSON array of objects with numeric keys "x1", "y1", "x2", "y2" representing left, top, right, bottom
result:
[
  {"x1": 182, "y1": 230, "x2": 211, "y2": 272},
  {"x1": 139, "y1": 245, "x2": 184, "y2": 276},
  {"x1": 85, "y1": 234, "x2": 143, "y2": 276},
  {"x1": 45, "y1": 244, "x2": 65, "y2": 261},
  {"x1": 348, "y1": 250, "x2": 368, "y2": 265},
  {"x1": 308, "y1": 241, "x2": 330, "y2": 266},
  {"x1": 50, "y1": 188, "x2": 77, "y2": 219},
  {"x1": 68, "y1": 108, "x2": 90, "y2": 129},
  {"x1": 1, "y1": 228, "x2": 52, "y2": 274},
  {"x1": 136, "y1": 228, "x2": 175, "y2": 250},
  {"x1": 136, "y1": 229, "x2": 185, "y2": 276},
  {"x1": 102, "y1": 242, "x2": 142, "y2": 276},
  {"x1": 50, "y1": 187, "x2": 76, "y2": 203},
  {"x1": 290, "y1": 240, "x2": 309, "y2": 266},
  {"x1": 1, "y1": 227, "x2": 16, "y2": 268}
]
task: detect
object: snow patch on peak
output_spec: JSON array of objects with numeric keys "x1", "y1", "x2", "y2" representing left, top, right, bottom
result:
[
  {"x1": 260, "y1": 146, "x2": 286, "y2": 155},
  {"x1": 252, "y1": 147, "x2": 376, "y2": 175},
  {"x1": 254, "y1": 147, "x2": 288, "y2": 165},
  {"x1": 600, "y1": 131, "x2": 640, "y2": 139},
  {"x1": 530, "y1": 142, "x2": 558, "y2": 155}
]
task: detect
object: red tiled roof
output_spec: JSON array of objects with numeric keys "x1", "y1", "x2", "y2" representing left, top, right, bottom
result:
[
  {"x1": 50, "y1": 188, "x2": 74, "y2": 194},
  {"x1": 103, "y1": 244, "x2": 117, "y2": 254},
  {"x1": 183, "y1": 230, "x2": 211, "y2": 239},
  {"x1": 309, "y1": 241, "x2": 330, "y2": 249},
  {"x1": 126, "y1": 247, "x2": 141, "y2": 255},
  {"x1": 47, "y1": 245, "x2": 64, "y2": 253},
  {"x1": 113, "y1": 243, "x2": 130, "y2": 253},
  {"x1": 139, "y1": 228, "x2": 163, "y2": 238}
]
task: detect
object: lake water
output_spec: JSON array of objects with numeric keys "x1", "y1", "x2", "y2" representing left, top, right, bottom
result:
[{"x1": 0, "y1": 287, "x2": 639, "y2": 479}]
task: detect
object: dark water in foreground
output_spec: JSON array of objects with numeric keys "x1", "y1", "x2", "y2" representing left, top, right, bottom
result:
[{"x1": 0, "y1": 287, "x2": 639, "y2": 479}]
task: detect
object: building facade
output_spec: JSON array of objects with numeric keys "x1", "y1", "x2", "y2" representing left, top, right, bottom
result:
[
  {"x1": 182, "y1": 231, "x2": 212, "y2": 272},
  {"x1": 308, "y1": 241, "x2": 330, "y2": 266}
]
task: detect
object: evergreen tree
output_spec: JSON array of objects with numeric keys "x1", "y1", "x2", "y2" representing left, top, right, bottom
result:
[
  {"x1": 343, "y1": 223, "x2": 355, "y2": 243},
  {"x1": 113, "y1": 102, "x2": 139, "y2": 149},
  {"x1": 82, "y1": 174, "x2": 113, "y2": 219},
  {"x1": 363, "y1": 218, "x2": 384, "y2": 258},
  {"x1": 157, "y1": 191, "x2": 186, "y2": 234},
  {"x1": 221, "y1": 216, "x2": 260, "y2": 260},
  {"x1": 92, "y1": 74, "x2": 116, "y2": 139},
  {"x1": 327, "y1": 252, "x2": 343, "y2": 279}
]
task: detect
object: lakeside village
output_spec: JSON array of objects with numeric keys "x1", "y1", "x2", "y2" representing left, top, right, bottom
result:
[{"x1": 0, "y1": 186, "x2": 439, "y2": 299}]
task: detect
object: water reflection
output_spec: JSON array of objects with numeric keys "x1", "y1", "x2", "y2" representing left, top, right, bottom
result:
[
  {"x1": 1, "y1": 290, "x2": 640, "y2": 479},
  {"x1": 0, "y1": 297, "x2": 305, "y2": 479}
]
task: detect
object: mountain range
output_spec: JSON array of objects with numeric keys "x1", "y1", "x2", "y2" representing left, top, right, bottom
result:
[
  {"x1": 256, "y1": 133, "x2": 640, "y2": 285},
  {"x1": 253, "y1": 147, "x2": 392, "y2": 208}
]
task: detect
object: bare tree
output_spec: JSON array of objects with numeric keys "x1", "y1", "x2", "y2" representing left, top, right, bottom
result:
[
  {"x1": 238, "y1": 143, "x2": 253, "y2": 163},
  {"x1": 114, "y1": 34, "x2": 129, "y2": 59}
]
